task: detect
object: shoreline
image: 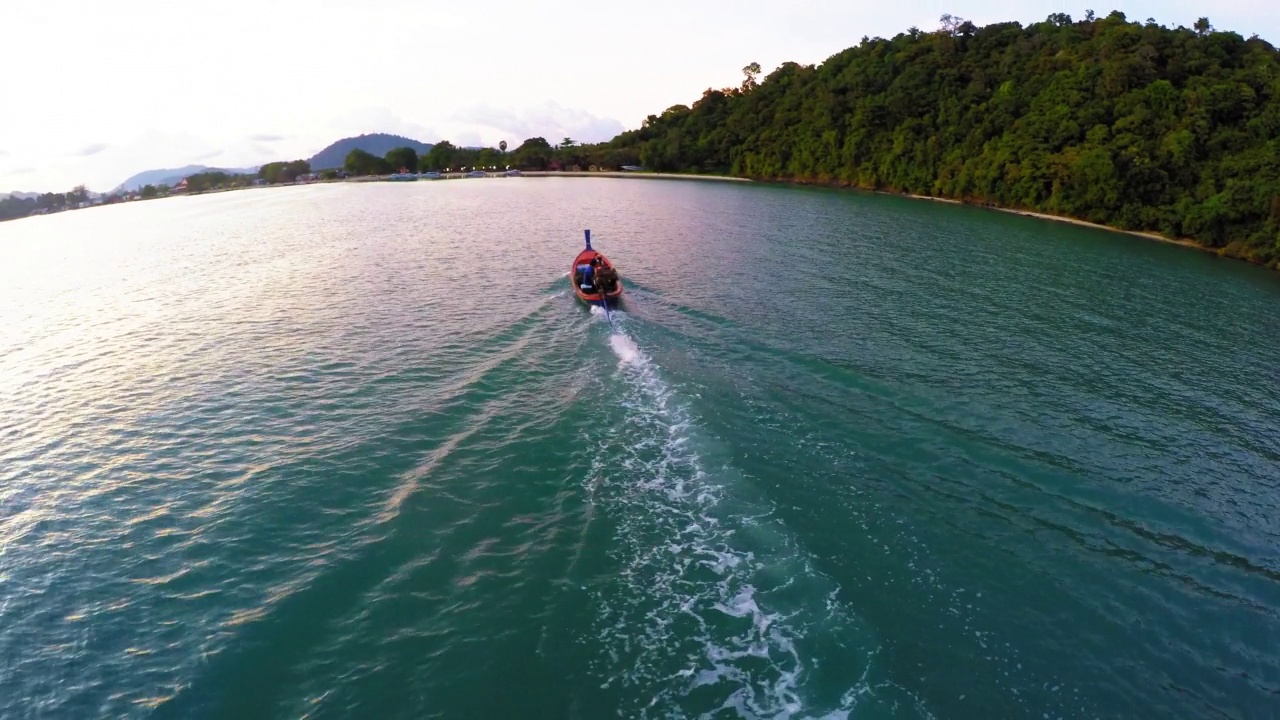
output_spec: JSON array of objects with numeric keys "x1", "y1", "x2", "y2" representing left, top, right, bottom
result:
[
  {"x1": 527, "y1": 171, "x2": 1235, "y2": 261},
  {"x1": 894, "y1": 192, "x2": 1215, "y2": 255},
  {"x1": 14, "y1": 173, "x2": 1269, "y2": 272},
  {"x1": 744, "y1": 175, "x2": 1274, "y2": 269}
]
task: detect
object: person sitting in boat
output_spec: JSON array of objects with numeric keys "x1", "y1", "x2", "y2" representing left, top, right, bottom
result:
[
  {"x1": 594, "y1": 261, "x2": 618, "y2": 293},
  {"x1": 576, "y1": 261, "x2": 595, "y2": 290},
  {"x1": 586, "y1": 257, "x2": 606, "y2": 289}
]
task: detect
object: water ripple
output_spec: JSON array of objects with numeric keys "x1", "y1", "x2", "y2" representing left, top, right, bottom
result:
[{"x1": 1, "y1": 181, "x2": 1278, "y2": 719}]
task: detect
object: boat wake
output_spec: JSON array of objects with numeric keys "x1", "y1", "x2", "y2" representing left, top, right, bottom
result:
[
  {"x1": 581, "y1": 314, "x2": 935, "y2": 718},
  {"x1": 608, "y1": 334, "x2": 641, "y2": 365},
  {"x1": 587, "y1": 305, "x2": 642, "y2": 365}
]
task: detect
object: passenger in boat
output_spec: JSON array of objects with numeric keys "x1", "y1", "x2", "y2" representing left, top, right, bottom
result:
[
  {"x1": 588, "y1": 257, "x2": 604, "y2": 289},
  {"x1": 594, "y1": 261, "x2": 618, "y2": 293},
  {"x1": 576, "y1": 261, "x2": 595, "y2": 290}
]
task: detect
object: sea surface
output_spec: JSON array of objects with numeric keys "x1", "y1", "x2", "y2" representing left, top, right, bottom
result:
[{"x1": 2, "y1": 178, "x2": 1279, "y2": 719}]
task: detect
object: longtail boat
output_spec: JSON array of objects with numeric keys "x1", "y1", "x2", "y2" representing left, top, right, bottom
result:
[{"x1": 570, "y1": 230, "x2": 623, "y2": 305}]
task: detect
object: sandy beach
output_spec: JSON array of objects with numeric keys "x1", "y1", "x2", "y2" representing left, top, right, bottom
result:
[
  {"x1": 898, "y1": 193, "x2": 1213, "y2": 254},
  {"x1": 451, "y1": 170, "x2": 1223, "y2": 257}
]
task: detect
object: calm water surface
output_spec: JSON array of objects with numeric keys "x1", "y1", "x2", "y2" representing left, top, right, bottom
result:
[{"x1": 1, "y1": 179, "x2": 1279, "y2": 719}]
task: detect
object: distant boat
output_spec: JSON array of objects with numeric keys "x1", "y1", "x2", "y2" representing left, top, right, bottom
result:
[
  {"x1": 570, "y1": 230, "x2": 623, "y2": 305},
  {"x1": 504, "y1": 169, "x2": 522, "y2": 177},
  {"x1": 420, "y1": 171, "x2": 442, "y2": 179},
  {"x1": 620, "y1": 165, "x2": 644, "y2": 172},
  {"x1": 387, "y1": 173, "x2": 417, "y2": 182},
  {"x1": 466, "y1": 170, "x2": 487, "y2": 178}
]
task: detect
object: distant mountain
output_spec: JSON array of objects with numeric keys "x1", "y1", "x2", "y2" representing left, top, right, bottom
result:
[
  {"x1": 3, "y1": 191, "x2": 39, "y2": 200},
  {"x1": 108, "y1": 134, "x2": 436, "y2": 192},
  {"x1": 116, "y1": 165, "x2": 259, "y2": 192},
  {"x1": 309, "y1": 133, "x2": 434, "y2": 170}
]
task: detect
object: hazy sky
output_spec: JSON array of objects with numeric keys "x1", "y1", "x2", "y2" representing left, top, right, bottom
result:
[{"x1": 1, "y1": 0, "x2": 1273, "y2": 192}]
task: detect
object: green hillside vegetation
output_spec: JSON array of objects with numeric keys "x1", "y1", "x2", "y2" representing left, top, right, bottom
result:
[
  {"x1": 344, "y1": 149, "x2": 393, "y2": 175},
  {"x1": 310, "y1": 133, "x2": 433, "y2": 170},
  {"x1": 582, "y1": 12, "x2": 1280, "y2": 267},
  {"x1": 417, "y1": 12, "x2": 1279, "y2": 267},
  {"x1": 258, "y1": 160, "x2": 312, "y2": 184},
  {"x1": 182, "y1": 171, "x2": 254, "y2": 192},
  {"x1": 333, "y1": 137, "x2": 639, "y2": 174}
]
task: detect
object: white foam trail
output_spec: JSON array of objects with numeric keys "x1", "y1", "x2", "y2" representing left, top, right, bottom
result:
[
  {"x1": 609, "y1": 334, "x2": 641, "y2": 365},
  {"x1": 582, "y1": 333, "x2": 934, "y2": 718}
]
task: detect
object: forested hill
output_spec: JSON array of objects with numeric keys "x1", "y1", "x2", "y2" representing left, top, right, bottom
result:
[
  {"x1": 310, "y1": 134, "x2": 433, "y2": 170},
  {"x1": 604, "y1": 12, "x2": 1280, "y2": 268}
]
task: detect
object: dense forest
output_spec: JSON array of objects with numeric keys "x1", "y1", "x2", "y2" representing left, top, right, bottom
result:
[
  {"x1": 334, "y1": 138, "x2": 630, "y2": 175},
  {"x1": 583, "y1": 12, "x2": 1280, "y2": 267}
]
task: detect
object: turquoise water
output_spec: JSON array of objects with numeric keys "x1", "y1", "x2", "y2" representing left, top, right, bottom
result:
[{"x1": 1, "y1": 179, "x2": 1278, "y2": 719}]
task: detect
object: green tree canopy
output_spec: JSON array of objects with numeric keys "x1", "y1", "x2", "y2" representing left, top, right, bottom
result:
[
  {"x1": 385, "y1": 147, "x2": 418, "y2": 173},
  {"x1": 588, "y1": 13, "x2": 1280, "y2": 267},
  {"x1": 259, "y1": 160, "x2": 311, "y2": 184},
  {"x1": 477, "y1": 148, "x2": 501, "y2": 169},
  {"x1": 511, "y1": 137, "x2": 553, "y2": 170},
  {"x1": 344, "y1": 149, "x2": 391, "y2": 175},
  {"x1": 0, "y1": 196, "x2": 33, "y2": 221},
  {"x1": 442, "y1": 146, "x2": 483, "y2": 170},
  {"x1": 423, "y1": 141, "x2": 458, "y2": 171}
]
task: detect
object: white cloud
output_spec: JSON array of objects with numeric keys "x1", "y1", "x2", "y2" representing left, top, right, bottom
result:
[
  {"x1": 446, "y1": 102, "x2": 626, "y2": 146},
  {"x1": 74, "y1": 143, "x2": 109, "y2": 156}
]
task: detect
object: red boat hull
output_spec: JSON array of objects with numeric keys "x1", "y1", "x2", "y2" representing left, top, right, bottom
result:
[{"x1": 570, "y1": 249, "x2": 623, "y2": 304}]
